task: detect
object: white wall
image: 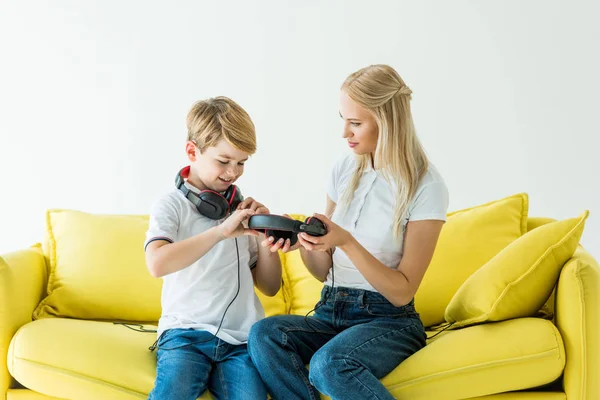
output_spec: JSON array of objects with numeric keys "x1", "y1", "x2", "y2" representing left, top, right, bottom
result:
[{"x1": 1, "y1": 0, "x2": 598, "y2": 258}]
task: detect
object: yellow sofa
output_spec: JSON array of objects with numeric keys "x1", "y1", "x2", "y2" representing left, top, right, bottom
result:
[{"x1": 1, "y1": 201, "x2": 599, "y2": 399}]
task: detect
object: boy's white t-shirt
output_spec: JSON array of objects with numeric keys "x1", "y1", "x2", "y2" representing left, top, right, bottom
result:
[
  {"x1": 325, "y1": 153, "x2": 450, "y2": 291},
  {"x1": 144, "y1": 182, "x2": 264, "y2": 345}
]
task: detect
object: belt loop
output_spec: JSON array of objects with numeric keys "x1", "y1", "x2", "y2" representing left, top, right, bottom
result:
[{"x1": 357, "y1": 291, "x2": 365, "y2": 306}]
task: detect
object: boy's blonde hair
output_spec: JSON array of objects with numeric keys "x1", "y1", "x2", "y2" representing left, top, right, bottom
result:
[
  {"x1": 186, "y1": 96, "x2": 257, "y2": 154},
  {"x1": 340, "y1": 64, "x2": 429, "y2": 239}
]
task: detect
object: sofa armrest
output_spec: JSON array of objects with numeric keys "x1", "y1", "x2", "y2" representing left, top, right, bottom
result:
[
  {"x1": 0, "y1": 245, "x2": 48, "y2": 394},
  {"x1": 556, "y1": 247, "x2": 600, "y2": 400}
]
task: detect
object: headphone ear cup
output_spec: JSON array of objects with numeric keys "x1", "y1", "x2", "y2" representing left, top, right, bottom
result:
[
  {"x1": 196, "y1": 191, "x2": 229, "y2": 220},
  {"x1": 224, "y1": 185, "x2": 243, "y2": 212},
  {"x1": 303, "y1": 217, "x2": 327, "y2": 236},
  {"x1": 266, "y1": 229, "x2": 298, "y2": 247}
]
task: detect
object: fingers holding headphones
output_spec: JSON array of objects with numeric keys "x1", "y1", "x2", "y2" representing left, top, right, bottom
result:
[
  {"x1": 237, "y1": 197, "x2": 270, "y2": 215},
  {"x1": 219, "y1": 209, "x2": 258, "y2": 239},
  {"x1": 261, "y1": 236, "x2": 291, "y2": 253},
  {"x1": 236, "y1": 197, "x2": 254, "y2": 210},
  {"x1": 298, "y1": 213, "x2": 351, "y2": 250}
]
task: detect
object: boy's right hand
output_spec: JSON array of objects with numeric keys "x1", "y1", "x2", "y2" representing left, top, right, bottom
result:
[{"x1": 218, "y1": 209, "x2": 259, "y2": 239}]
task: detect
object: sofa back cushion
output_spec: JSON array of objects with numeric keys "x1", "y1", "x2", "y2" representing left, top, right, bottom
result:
[
  {"x1": 414, "y1": 193, "x2": 529, "y2": 327},
  {"x1": 33, "y1": 209, "x2": 287, "y2": 322},
  {"x1": 33, "y1": 209, "x2": 161, "y2": 322},
  {"x1": 445, "y1": 211, "x2": 588, "y2": 328}
]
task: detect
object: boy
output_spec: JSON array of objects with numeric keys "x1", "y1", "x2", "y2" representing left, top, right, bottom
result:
[{"x1": 144, "y1": 97, "x2": 282, "y2": 400}]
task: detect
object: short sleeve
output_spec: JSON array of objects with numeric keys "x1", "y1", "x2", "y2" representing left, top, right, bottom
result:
[
  {"x1": 408, "y1": 181, "x2": 450, "y2": 222},
  {"x1": 326, "y1": 161, "x2": 339, "y2": 202},
  {"x1": 144, "y1": 195, "x2": 180, "y2": 251},
  {"x1": 327, "y1": 154, "x2": 354, "y2": 203},
  {"x1": 248, "y1": 235, "x2": 259, "y2": 270}
]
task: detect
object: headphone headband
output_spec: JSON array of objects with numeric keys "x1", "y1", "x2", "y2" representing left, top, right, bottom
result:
[
  {"x1": 248, "y1": 214, "x2": 327, "y2": 238},
  {"x1": 175, "y1": 166, "x2": 242, "y2": 220}
]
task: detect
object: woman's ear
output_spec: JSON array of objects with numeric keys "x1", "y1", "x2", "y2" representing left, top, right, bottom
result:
[{"x1": 185, "y1": 141, "x2": 198, "y2": 162}]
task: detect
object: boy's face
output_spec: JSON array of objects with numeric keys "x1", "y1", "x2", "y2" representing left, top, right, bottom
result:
[{"x1": 186, "y1": 139, "x2": 249, "y2": 192}]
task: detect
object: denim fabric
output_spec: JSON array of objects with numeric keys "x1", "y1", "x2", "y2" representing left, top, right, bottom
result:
[
  {"x1": 149, "y1": 328, "x2": 267, "y2": 400},
  {"x1": 248, "y1": 286, "x2": 427, "y2": 400}
]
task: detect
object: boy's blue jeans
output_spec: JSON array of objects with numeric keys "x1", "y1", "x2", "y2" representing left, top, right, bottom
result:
[
  {"x1": 248, "y1": 286, "x2": 427, "y2": 400},
  {"x1": 148, "y1": 329, "x2": 267, "y2": 400}
]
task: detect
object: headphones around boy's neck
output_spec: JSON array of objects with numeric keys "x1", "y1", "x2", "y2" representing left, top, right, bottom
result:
[{"x1": 175, "y1": 166, "x2": 243, "y2": 220}]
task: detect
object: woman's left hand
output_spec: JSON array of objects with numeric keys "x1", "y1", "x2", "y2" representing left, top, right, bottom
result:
[{"x1": 298, "y1": 213, "x2": 353, "y2": 252}]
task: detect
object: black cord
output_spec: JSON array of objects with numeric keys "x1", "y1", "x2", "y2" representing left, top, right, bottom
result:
[
  {"x1": 145, "y1": 238, "x2": 242, "y2": 352},
  {"x1": 303, "y1": 256, "x2": 334, "y2": 332},
  {"x1": 426, "y1": 322, "x2": 455, "y2": 340},
  {"x1": 113, "y1": 323, "x2": 157, "y2": 333}
]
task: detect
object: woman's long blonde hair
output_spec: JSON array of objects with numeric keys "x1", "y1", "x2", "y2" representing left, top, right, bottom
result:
[{"x1": 339, "y1": 64, "x2": 428, "y2": 238}]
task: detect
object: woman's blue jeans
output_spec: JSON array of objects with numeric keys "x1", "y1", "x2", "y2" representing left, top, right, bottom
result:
[{"x1": 248, "y1": 286, "x2": 427, "y2": 400}]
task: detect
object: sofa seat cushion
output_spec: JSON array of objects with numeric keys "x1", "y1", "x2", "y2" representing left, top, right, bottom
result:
[
  {"x1": 10, "y1": 317, "x2": 564, "y2": 400},
  {"x1": 382, "y1": 318, "x2": 565, "y2": 400},
  {"x1": 8, "y1": 319, "x2": 213, "y2": 400}
]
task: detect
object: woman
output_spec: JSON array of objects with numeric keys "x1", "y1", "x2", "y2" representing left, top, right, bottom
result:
[{"x1": 248, "y1": 64, "x2": 449, "y2": 400}]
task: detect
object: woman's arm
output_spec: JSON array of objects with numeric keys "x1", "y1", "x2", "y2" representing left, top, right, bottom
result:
[
  {"x1": 300, "y1": 215, "x2": 444, "y2": 306},
  {"x1": 339, "y1": 220, "x2": 444, "y2": 306}
]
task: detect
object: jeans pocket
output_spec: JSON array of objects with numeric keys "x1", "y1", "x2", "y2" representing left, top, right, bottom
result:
[{"x1": 365, "y1": 302, "x2": 411, "y2": 317}]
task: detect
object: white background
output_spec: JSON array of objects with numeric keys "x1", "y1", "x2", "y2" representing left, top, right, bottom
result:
[{"x1": 1, "y1": 1, "x2": 598, "y2": 258}]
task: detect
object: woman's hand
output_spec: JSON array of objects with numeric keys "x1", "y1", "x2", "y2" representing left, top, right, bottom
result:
[{"x1": 298, "y1": 213, "x2": 352, "y2": 252}]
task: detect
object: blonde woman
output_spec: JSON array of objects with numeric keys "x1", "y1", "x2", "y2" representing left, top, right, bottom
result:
[{"x1": 248, "y1": 65, "x2": 449, "y2": 400}]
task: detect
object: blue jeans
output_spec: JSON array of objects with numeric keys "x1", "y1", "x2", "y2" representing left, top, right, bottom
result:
[
  {"x1": 148, "y1": 329, "x2": 267, "y2": 400},
  {"x1": 247, "y1": 286, "x2": 427, "y2": 400}
]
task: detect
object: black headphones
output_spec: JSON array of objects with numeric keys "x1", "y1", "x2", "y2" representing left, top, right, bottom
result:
[
  {"x1": 175, "y1": 166, "x2": 243, "y2": 220},
  {"x1": 247, "y1": 214, "x2": 327, "y2": 246}
]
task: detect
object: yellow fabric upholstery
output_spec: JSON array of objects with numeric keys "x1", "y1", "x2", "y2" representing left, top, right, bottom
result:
[
  {"x1": 32, "y1": 209, "x2": 287, "y2": 322},
  {"x1": 33, "y1": 210, "x2": 162, "y2": 322},
  {"x1": 556, "y1": 248, "x2": 600, "y2": 400},
  {"x1": 385, "y1": 318, "x2": 564, "y2": 399},
  {"x1": 415, "y1": 193, "x2": 529, "y2": 327},
  {"x1": 254, "y1": 252, "x2": 288, "y2": 317},
  {"x1": 7, "y1": 390, "x2": 64, "y2": 399},
  {"x1": 446, "y1": 211, "x2": 588, "y2": 329},
  {"x1": 9, "y1": 317, "x2": 564, "y2": 400},
  {"x1": 2, "y1": 203, "x2": 598, "y2": 400},
  {"x1": 0, "y1": 246, "x2": 47, "y2": 396},
  {"x1": 282, "y1": 214, "x2": 324, "y2": 316},
  {"x1": 468, "y1": 394, "x2": 565, "y2": 400},
  {"x1": 8, "y1": 319, "x2": 212, "y2": 400}
]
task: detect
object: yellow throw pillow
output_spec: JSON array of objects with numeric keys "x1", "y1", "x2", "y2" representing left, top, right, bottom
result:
[
  {"x1": 415, "y1": 193, "x2": 529, "y2": 327},
  {"x1": 445, "y1": 211, "x2": 589, "y2": 328},
  {"x1": 33, "y1": 209, "x2": 162, "y2": 322}
]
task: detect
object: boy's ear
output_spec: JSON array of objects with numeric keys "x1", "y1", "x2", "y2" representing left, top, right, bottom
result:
[{"x1": 185, "y1": 141, "x2": 198, "y2": 162}]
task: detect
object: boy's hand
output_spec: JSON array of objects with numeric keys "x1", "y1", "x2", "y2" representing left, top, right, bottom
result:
[
  {"x1": 218, "y1": 209, "x2": 259, "y2": 239},
  {"x1": 237, "y1": 197, "x2": 269, "y2": 215},
  {"x1": 260, "y1": 214, "x2": 302, "y2": 253}
]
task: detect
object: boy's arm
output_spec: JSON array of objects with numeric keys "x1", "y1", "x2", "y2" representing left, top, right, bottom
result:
[
  {"x1": 146, "y1": 208, "x2": 256, "y2": 278},
  {"x1": 146, "y1": 227, "x2": 223, "y2": 278},
  {"x1": 252, "y1": 236, "x2": 282, "y2": 296}
]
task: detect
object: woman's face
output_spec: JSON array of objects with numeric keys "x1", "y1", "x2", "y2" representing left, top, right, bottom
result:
[{"x1": 339, "y1": 90, "x2": 378, "y2": 155}]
